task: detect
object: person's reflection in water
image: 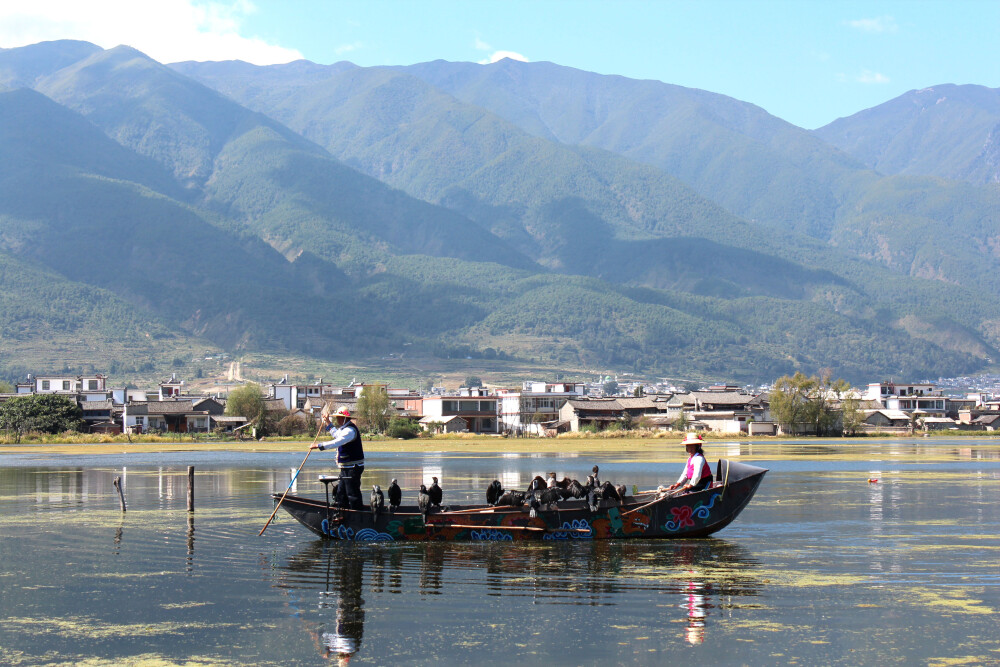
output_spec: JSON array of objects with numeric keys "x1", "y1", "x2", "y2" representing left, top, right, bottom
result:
[
  {"x1": 675, "y1": 544, "x2": 714, "y2": 646},
  {"x1": 684, "y1": 576, "x2": 708, "y2": 645},
  {"x1": 317, "y1": 551, "x2": 365, "y2": 664}
]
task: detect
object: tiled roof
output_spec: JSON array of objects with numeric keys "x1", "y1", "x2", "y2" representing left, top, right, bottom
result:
[
  {"x1": 565, "y1": 397, "x2": 660, "y2": 411},
  {"x1": 145, "y1": 400, "x2": 196, "y2": 414},
  {"x1": 80, "y1": 400, "x2": 113, "y2": 410}
]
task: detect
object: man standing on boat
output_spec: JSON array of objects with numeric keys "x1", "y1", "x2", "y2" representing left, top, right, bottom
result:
[
  {"x1": 311, "y1": 406, "x2": 365, "y2": 511},
  {"x1": 660, "y1": 433, "x2": 713, "y2": 494}
]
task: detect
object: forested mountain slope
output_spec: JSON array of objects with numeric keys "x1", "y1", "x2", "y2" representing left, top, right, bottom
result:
[
  {"x1": 389, "y1": 60, "x2": 1000, "y2": 297},
  {"x1": 175, "y1": 57, "x2": 1000, "y2": 361},
  {"x1": 0, "y1": 41, "x2": 994, "y2": 382},
  {"x1": 816, "y1": 84, "x2": 1000, "y2": 185}
]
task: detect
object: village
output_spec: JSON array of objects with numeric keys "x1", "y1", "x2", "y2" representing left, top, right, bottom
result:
[{"x1": 4, "y1": 371, "x2": 1000, "y2": 437}]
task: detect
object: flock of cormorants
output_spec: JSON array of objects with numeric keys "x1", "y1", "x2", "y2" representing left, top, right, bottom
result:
[{"x1": 367, "y1": 466, "x2": 630, "y2": 521}]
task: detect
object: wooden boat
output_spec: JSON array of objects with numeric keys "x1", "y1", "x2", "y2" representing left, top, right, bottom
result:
[{"x1": 273, "y1": 459, "x2": 766, "y2": 541}]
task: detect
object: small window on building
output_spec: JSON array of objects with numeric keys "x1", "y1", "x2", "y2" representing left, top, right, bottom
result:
[
  {"x1": 42, "y1": 380, "x2": 50, "y2": 391},
  {"x1": 63, "y1": 380, "x2": 71, "y2": 390},
  {"x1": 88, "y1": 380, "x2": 98, "y2": 390}
]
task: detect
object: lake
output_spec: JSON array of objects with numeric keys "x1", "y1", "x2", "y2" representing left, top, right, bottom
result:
[{"x1": 2, "y1": 440, "x2": 1000, "y2": 665}]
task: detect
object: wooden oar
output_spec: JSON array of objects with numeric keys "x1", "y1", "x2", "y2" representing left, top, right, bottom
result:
[
  {"x1": 621, "y1": 489, "x2": 682, "y2": 517},
  {"x1": 259, "y1": 421, "x2": 326, "y2": 536},
  {"x1": 425, "y1": 522, "x2": 590, "y2": 533}
]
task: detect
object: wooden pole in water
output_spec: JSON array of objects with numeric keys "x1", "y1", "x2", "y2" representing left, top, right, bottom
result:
[
  {"x1": 187, "y1": 466, "x2": 195, "y2": 512},
  {"x1": 113, "y1": 475, "x2": 126, "y2": 512}
]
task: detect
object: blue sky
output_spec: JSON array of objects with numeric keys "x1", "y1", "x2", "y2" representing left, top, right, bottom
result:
[{"x1": 2, "y1": 0, "x2": 998, "y2": 129}]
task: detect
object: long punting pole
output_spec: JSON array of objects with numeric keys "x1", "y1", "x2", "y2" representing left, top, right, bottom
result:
[{"x1": 259, "y1": 421, "x2": 325, "y2": 536}]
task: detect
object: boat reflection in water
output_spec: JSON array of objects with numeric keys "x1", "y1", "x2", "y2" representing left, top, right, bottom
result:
[{"x1": 276, "y1": 539, "x2": 762, "y2": 660}]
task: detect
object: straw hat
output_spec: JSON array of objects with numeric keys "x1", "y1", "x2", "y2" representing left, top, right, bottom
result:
[
  {"x1": 334, "y1": 406, "x2": 352, "y2": 419},
  {"x1": 680, "y1": 433, "x2": 704, "y2": 446}
]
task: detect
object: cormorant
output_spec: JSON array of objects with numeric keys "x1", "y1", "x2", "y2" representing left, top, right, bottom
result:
[
  {"x1": 527, "y1": 493, "x2": 541, "y2": 518},
  {"x1": 537, "y1": 486, "x2": 564, "y2": 510},
  {"x1": 546, "y1": 472, "x2": 558, "y2": 488},
  {"x1": 486, "y1": 480, "x2": 504, "y2": 506},
  {"x1": 370, "y1": 485, "x2": 385, "y2": 520},
  {"x1": 418, "y1": 484, "x2": 432, "y2": 521},
  {"x1": 428, "y1": 476, "x2": 443, "y2": 508},
  {"x1": 497, "y1": 490, "x2": 527, "y2": 507},
  {"x1": 599, "y1": 481, "x2": 622, "y2": 504},
  {"x1": 616, "y1": 484, "x2": 628, "y2": 503},
  {"x1": 387, "y1": 479, "x2": 401, "y2": 515},
  {"x1": 564, "y1": 479, "x2": 586, "y2": 499}
]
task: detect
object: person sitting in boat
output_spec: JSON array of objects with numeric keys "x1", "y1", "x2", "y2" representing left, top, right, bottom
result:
[
  {"x1": 311, "y1": 407, "x2": 365, "y2": 511},
  {"x1": 659, "y1": 433, "x2": 713, "y2": 494}
]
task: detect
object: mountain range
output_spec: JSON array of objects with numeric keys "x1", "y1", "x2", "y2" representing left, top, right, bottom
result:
[{"x1": 1, "y1": 39, "x2": 998, "y2": 384}]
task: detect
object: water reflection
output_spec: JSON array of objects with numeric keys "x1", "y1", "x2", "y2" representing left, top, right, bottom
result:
[{"x1": 276, "y1": 539, "x2": 762, "y2": 660}]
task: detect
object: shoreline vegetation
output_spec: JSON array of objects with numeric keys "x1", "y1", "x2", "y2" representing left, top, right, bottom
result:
[{"x1": 1, "y1": 429, "x2": 997, "y2": 457}]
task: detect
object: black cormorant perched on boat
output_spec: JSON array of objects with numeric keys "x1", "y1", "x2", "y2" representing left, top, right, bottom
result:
[
  {"x1": 591, "y1": 465, "x2": 600, "y2": 487},
  {"x1": 537, "y1": 486, "x2": 564, "y2": 509},
  {"x1": 486, "y1": 480, "x2": 504, "y2": 506},
  {"x1": 527, "y1": 475, "x2": 547, "y2": 492},
  {"x1": 387, "y1": 479, "x2": 401, "y2": 515},
  {"x1": 598, "y1": 481, "x2": 622, "y2": 504},
  {"x1": 370, "y1": 485, "x2": 385, "y2": 519},
  {"x1": 584, "y1": 474, "x2": 600, "y2": 512},
  {"x1": 497, "y1": 490, "x2": 527, "y2": 507},
  {"x1": 528, "y1": 492, "x2": 541, "y2": 518},
  {"x1": 428, "y1": 477, "x2": 443, "y2": 508},
  {"x1": 418, "y1": 484, "x2": 432, "y2": 521}
]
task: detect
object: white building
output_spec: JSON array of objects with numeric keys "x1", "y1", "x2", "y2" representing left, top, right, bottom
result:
[
  {"x1": 863, "y1": 382, "x2": 946, "y2": 415},
  {"x1": 421, "y1": 387, "x2": 498, "y2": 433},
  {"x1": 20, "y1": 374, "x2": 107, "y2": 398},
  {"x1": 498, "y1": 381, "x2": 586, "y2": 435}
]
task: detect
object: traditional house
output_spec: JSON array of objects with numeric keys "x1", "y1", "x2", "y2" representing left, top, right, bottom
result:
[
  {"x1": 126, "y1": 398, "x2": 224, "y2": 433},
  {"x1": 860, "y1": 409, "x2": 912, "y2": 433},
  {"x1": 419, "y1": 414, "x2": 468, "y2": 434},
  {"x1": 666, "y1": 391, "x2": 770, "y2": 433},
  {"x1": 972, "y1": 413, "x2": 1000, "y2": 431},
  {"x1": 558, "y1": 397, "x2": 665, "y2": 431},
  {"x1": 421, "y1": 388, "x2": 499, "y2": 434},
  {"x1": 80, "y1": 399, "x2": 116, "y2": 432}
]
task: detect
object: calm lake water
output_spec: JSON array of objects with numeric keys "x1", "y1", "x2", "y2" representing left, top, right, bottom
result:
[{"x1": 2, "y1": 440, "x2": 1000, "y2": 665}]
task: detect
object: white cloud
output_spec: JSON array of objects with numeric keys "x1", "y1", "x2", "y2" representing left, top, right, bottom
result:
[
  {"x1": 478, "y1": 50, "x2": 529, "y2": 65},
  {"x1": 474, "y1": 36, "x2": 491, "y2": 51},
  {"x1": 0, "y1": 0, "x2": 302, "y2": 65},
  {"x1": 857, "y1": 69, "x2": 890, "y2": 84},
  {"x1": 334, "y1": 42, "x2": 363, "y2": 56},
  {"x1": 845, "y1": 16, "x2": 898, "y2": 33}
]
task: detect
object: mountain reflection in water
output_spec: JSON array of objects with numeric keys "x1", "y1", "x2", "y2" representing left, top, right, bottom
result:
[{"x1": 275, "y1": 539, "x2": 762, "y2": 660}]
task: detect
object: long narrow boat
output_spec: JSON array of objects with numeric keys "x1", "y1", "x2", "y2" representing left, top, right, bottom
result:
[{"x1": 273, "y1": 459, "x2": 766, "y2": 541}]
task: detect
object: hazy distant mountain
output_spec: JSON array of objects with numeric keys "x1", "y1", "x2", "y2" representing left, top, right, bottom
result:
[
  {"x1": 0, "y1": 86, "x2": 360, "y2": 356},
  {"x1": 39, "y1": 45, "x2": 534, "y2": 274},
  {"x1": 0, "y1": 39, "x2": 100, "y2": 89},
  {"x1": 175, "y1": 57, "x2": 1000, "y2": 354},
  {"x1": 395, "y1": 59, "x2": 870, "y2": 240},
  {"x1": 816, "y1": 84, "x2": 1000, "y2": 185},
  {"x1": 0, "y1": 40, "x2": 996, "y2": 382}
]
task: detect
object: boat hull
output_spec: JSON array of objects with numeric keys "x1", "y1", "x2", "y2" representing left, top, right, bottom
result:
[{"x1": 273, "y1": 459, "x2": 766, "y2": 542}]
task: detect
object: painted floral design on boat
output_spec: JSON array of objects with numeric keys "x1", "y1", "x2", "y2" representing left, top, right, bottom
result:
[{"x1": 663, "y1": 493, "x2": 720, "y2": 532}]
